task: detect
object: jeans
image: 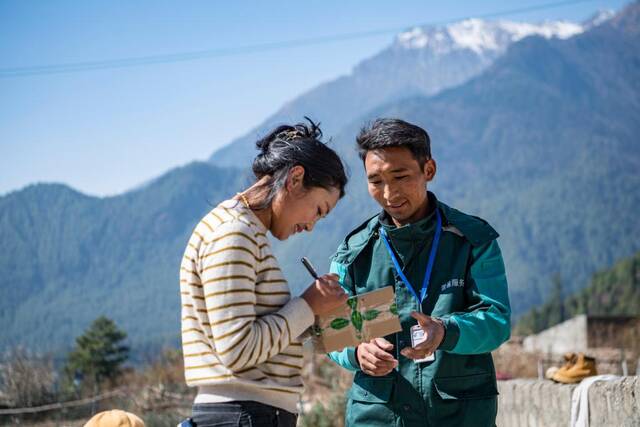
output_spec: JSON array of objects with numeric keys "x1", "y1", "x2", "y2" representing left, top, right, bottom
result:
[{"x1": 191, "y1": 401, "x2": 297, "y2": 427}]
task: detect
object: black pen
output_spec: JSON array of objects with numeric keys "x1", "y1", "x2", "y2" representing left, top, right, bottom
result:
[{"x1": 301, "y1": 257, "x2": 319, "y2": 280}]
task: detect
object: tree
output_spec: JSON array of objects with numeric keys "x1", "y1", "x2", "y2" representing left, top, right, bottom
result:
[{"x1": 64, "y1": 316, "x2": 129, "y2": 391}]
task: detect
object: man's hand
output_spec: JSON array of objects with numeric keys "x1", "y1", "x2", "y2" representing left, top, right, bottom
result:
[
  {"x1": 356, "y1": 338, "x2": 398, "y2": 376},
  {"x1": 400, "y1": 312, "x2": 445, "y2": 360}
]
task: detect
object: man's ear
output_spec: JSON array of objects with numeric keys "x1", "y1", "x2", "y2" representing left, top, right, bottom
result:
[
  {"x1": 423, "y1": 158, "x2": 437, "y2": 182},
  {"x1": 286, "y1": 165, "x2": 306, "y2": 192}
]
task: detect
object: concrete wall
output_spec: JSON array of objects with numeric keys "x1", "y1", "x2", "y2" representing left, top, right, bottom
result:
[
  {"x1": 523, "y1": 315, "x2": 588, "y2": 354},
  {"x1": 497, "y1": 377, "x2": 640, "y2": 427},
  {"x1": 522, "y1": 315, "x2": 640, "y2": 356}
]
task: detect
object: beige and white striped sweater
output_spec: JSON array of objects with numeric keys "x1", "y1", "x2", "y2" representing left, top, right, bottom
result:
[{"x1": 179, "y1": 198, "x2": 315, "y2": 414}]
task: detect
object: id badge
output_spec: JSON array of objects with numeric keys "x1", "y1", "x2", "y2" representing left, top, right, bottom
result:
[{"x1": 410, "y1": 325, "x2": 435, "y2": 363}]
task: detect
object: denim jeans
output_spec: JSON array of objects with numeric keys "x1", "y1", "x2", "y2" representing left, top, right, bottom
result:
[{"x1": 191, "y1": 401, "x2": 297, "y2": 427}]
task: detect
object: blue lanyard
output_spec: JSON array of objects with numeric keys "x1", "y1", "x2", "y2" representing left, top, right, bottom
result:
[{"x1": 379, "y1": 209, "x2": 442, "y2": 305}]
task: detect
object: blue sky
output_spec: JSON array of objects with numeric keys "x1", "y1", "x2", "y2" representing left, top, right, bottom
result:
[{"x1": 0, "y1": 0, "x2": 628, "y2": 196}]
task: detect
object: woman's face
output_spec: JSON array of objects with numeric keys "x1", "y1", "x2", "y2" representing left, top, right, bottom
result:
[{"x1": 270, "y1": 166, "x2": 341, "y2": 240}]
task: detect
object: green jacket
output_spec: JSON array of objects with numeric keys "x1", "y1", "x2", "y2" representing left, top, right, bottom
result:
[{"x1": 328, "y1": 193, "x2": 511, "y2": 427}]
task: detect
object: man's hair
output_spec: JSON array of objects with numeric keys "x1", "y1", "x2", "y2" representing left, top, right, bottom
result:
[{"x1": 356, "y1": 118, "x2": 431, "y2": 166}]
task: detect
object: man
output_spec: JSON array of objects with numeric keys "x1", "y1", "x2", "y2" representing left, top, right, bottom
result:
[{"x1": 328, "y1": 118, "x2": 511, "y2": 426}]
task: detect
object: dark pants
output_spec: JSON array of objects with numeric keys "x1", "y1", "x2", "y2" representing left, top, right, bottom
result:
[{"x1": 192, "y1": 401, "x2": 297, "y2": 427}]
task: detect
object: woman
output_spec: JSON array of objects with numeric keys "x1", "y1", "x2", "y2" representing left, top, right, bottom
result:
[{"x1": 179, "y1": 119, "x2": 349, "y2": 427}]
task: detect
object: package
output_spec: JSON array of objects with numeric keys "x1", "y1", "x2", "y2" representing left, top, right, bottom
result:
[{"x1": 311, "y1": 286, "x2": 402, "y2": 353}]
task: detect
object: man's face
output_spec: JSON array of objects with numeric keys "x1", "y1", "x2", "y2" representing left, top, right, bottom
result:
[{"x1": 364, "y1": 146, "x2": 436, "y2": 226}]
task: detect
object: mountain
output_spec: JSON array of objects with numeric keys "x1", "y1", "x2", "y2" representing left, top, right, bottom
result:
[
  {"x1": 209, "y1": 18, "x2": 585, "y2": 167},
  {"x1": 1, "y1": 3, "x2": 638, "y2": 354},
  {"x1": 583, "y1": 9, "x2": 616, "y2": 28},
  {"x1": 0, "y1": 163, "x2": 248, "y2": 354},
  {"x1": 515, "y1": 251, "x2": 640, "y2": 335},
  {"x1": 273, "y1": 1, "x2": 640, "y2": 315}
]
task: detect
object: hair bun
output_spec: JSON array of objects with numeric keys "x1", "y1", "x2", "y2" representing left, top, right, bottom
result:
[
  {"x1": 297, "y1": 116, "x2": 322, "y2": 140},
  {"x1": 252, "y1": 117, "x2": 324, "y2": 179},
  {"x1": 247, "y1": 117, "x2": 347, "y2": 206},
  {"x1": 255, "y1": 134, "x2": 273, "y2": 155}
]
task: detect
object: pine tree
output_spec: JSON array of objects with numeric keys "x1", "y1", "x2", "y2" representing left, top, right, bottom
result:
[{"x1": 64, "y1": 316, "x2": 129, "y2": 390}]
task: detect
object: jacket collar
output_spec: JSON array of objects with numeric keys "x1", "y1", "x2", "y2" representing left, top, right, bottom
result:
[
  {"x1": 333, "y1": 191, "x2": 447, "y2": 264},
  {"x1": 332, "y1": 191, "x2": 499, "y2": 266},
  {"x1": 378, "y1": 191, "x2": 440, "y2": 241}
]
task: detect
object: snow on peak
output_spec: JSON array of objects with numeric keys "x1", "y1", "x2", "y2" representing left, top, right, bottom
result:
[
  {"x1": 395, "y1": 18, "x2": 584, "y2": 55},
  {"x1": 583, "y1": 9, "x2": 615, "y2": 28}
]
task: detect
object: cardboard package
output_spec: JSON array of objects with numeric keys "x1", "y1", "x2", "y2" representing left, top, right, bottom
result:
[{"x1": 311, "y1": 286, "x2": 402, "y2": 353}]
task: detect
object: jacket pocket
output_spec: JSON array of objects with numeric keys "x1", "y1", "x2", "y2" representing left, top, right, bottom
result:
[
  {"x1": 346, "y1": 374, "x2": 395, "y2": 427},
  {"x1": 433, "y1": 372, "x2": 498, "y2": 400},
  {"x1": 348, "y1": 374, "x2": 394, "y2": 403}
]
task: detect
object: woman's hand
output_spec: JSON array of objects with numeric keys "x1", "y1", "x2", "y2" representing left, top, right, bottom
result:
[{"x1": 301, "y1": 273, "x2": 348, "y2": 315}]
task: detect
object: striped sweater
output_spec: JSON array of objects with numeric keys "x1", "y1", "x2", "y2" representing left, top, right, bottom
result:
[{"x1": 179, "y1": 198, "x2": 315, "y2": 414}]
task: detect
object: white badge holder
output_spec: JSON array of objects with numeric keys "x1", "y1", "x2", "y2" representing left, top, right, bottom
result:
[{"x1": 410, "y1": 325, "x2": 435, "y2": 363}]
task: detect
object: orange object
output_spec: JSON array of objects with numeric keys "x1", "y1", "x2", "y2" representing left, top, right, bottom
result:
[
  {"x1": 552, "y1": 353, "x2": 597, "y2": 384},
  {"x1": 84, "y1": 410, "x2": 145, "y2": 427}
]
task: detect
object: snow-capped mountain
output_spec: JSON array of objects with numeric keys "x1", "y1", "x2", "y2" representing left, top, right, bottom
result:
[
  {"x1": 394, "y1": 19, "x2": 584, "y2": 54},
  {"x1": 392, "y1": 9, "x2": 615, "y2": 55},
  {"x1": 210, "y1": 17, "x2": 589, "y2": 167},
  {"x1": 584, "y1": 9, "x2": 616, "y2": 28}
]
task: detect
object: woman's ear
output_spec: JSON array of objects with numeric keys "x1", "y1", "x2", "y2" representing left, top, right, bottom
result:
[{"x1": 286, "y1": 165, "x2": 306, "y2": 192}]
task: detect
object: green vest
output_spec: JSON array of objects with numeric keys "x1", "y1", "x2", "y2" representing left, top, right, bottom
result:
[{"x1": 328, "y1": 193, "x2": 511, "y2": 427}]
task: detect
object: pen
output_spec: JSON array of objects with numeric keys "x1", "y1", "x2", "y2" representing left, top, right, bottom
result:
[{"x1": 301, "y1": 257, "x2": 319, "y2": 280}]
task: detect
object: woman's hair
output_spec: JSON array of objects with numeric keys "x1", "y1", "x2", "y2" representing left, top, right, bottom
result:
[{"x1": 249, "y1": 117, "x2": 347, "y2": 209}]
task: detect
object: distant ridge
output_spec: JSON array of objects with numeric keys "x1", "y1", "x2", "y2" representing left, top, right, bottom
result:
[{"x1": 209, "y1": 16, "x2": 596, "y2": 168}]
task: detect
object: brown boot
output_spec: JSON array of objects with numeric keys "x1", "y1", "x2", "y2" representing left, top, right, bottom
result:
[
  {"x1": 552, "y1": 353, "x2": 597, "y2": 384},
  {"x1": 563, "y1": 352, "x2": 577, "y2": 364},
  {"x1": 546, "y1": 353, "x2": 576, "y2": 381}
]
